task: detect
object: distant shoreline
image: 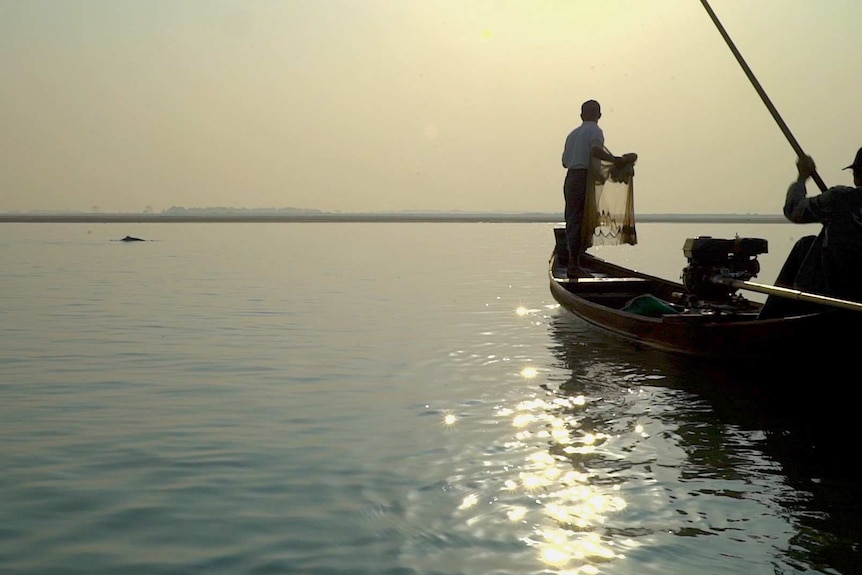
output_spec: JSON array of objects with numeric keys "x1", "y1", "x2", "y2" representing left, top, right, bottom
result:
[{"x1": 0, "y1": 213, "x2": 787, "y2": 224}]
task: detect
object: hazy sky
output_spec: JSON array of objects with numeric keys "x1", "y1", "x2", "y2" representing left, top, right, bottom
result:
[{"x1": 1, "y1": 1, "x2": 860, "y2": 214}]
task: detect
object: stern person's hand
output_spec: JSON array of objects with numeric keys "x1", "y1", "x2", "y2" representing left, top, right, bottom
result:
[{"x1": 796, "y1": 155, "x2": 816, "y2": 181}]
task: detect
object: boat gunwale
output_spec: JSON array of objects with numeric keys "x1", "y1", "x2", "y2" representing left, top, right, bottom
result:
[{"x1": 547, "y1": 249, "x2": 833, "y2": 358}]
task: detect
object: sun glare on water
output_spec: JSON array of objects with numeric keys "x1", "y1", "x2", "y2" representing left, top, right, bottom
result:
[{"x1": 442, "y1": 386, "x2": 637, "y2": 572}]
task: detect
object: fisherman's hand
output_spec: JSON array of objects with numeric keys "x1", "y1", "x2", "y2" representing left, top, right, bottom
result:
[
  {"x1": 621, "y1": 152, "x2": 638, "y2": 164},
  {"x1": 796, "y1": 155, "x2": 816, "y2": 181}
]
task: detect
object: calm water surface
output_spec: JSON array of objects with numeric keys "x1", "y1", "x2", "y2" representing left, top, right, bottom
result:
[{"x1": 1, "y1": 221, "x2": 859, "y2": 575}]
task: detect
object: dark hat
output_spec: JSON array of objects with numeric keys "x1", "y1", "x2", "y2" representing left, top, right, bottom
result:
[{"x1": 843, "y1": 147, "x2": 862, "y2": 170}]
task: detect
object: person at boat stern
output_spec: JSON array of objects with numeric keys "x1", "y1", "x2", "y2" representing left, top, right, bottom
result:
[
  {"x1": 560, "y1": 99, "x2": 634, "y2": 278},
  {"x1": 759, "y1": 147, "x2": 862, "y2": 317}
]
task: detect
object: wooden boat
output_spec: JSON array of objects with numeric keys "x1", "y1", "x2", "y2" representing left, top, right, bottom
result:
[
  {"x1": 544, "y1": 5, "x2": 862, "y2": 363},
  {"x1": 548, "y1": 227, "x2": 858, "y2": 360}
]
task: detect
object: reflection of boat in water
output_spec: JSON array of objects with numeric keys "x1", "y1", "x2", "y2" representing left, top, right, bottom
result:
[
  {"x1": 545, "y1": 315, "x2": 862, "y2": 574},
  {"x1": 549, "y1": 226, "x2": 859, "y2": 361}
]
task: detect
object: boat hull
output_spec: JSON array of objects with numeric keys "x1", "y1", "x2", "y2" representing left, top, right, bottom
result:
[{"x1": 549, "y1": 248, "x2": 844, "y2": 360}]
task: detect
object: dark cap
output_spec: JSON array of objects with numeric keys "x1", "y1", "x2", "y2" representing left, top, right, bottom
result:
[{"x1": 843, "y1": 147, "x2": 862, "y2": 171}]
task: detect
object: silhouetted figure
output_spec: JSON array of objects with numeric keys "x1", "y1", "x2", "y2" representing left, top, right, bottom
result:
[
  {"x1": 758, "y1": 148, "x2": 862, "y2": 318},
  {"x1": 560, "y1": 100, "x2": 633, "y2": 278}
]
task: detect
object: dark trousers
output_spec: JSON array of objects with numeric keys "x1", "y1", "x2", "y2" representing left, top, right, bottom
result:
[
  {"x1": 757, "y1": 234, "x2": 823, "y2": 319},
  {"x1": 563, "y1": 168, "x2": 588, "y2": 269},
  {"x1": 774, "y1": 235, "x2": 818, "y2": 288}
]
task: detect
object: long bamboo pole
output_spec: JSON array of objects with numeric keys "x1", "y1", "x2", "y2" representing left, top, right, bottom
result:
[
  {"x1": 699, "y1": 0, "x2": 827, "y2": 192},
  {"x1": 711, "y1": 276, "x2": 862, "y2": 313}
]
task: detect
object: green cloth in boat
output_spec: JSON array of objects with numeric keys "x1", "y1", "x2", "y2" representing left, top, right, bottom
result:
[{"x1": 622, "y1": 294, "x2": 680, "y2": 317}]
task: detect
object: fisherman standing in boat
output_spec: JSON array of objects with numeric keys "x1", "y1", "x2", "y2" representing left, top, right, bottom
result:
[
  {"x1": 759, "y1": 147, "x2": 862, "y2": 317},
  {"x1": 560, "y1": 100, "x2": 634, "y2": 278}
]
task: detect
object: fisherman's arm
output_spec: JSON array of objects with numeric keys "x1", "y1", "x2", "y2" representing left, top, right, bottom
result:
[
  {"x1": 590, "y1": 145, "x2": 636, "y2": 165},
  {"x1": 784, "y1": 155, "x2": 821, "y2": 223},
  {"x1": 783, "y1": 181, "x2": 818, "y2": 223}
]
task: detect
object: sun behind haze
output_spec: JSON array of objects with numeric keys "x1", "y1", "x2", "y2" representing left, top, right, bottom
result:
[{"x1": 1, "y1": 0, "x2": 859, "y2": 215}]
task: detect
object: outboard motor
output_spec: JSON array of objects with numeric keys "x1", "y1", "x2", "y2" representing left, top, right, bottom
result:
[{"x1": 681, "y1": 236, "x2": 768, "y2": 301}]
